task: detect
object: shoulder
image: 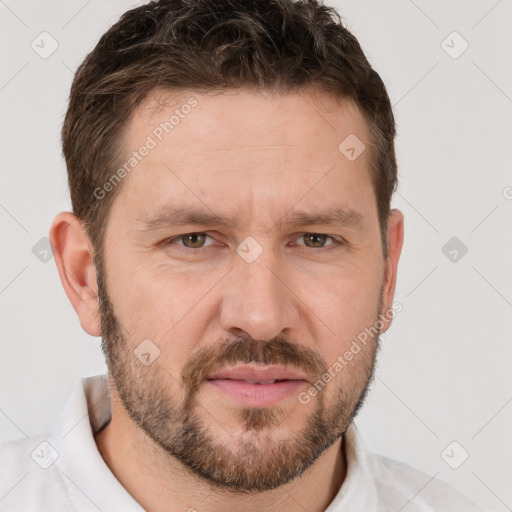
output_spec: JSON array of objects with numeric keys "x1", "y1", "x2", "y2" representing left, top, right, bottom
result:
[
  {"x1": 368, "y1": 452, "x2": 486, "y2": 512},
  {"x1": 0, "y1": 432, "x2": 46, "y2": 475},
  {"x1": 0, "y1": 432, "x2": 74, "y2": 511}
]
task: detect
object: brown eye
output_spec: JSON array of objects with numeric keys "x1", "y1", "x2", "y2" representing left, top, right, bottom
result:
[
  {"x1": 165, "y1": 232, "x2": 214, "y2": 250},
  {"x1": 180, "y1": 233, "x2": 208, "y2": 248},
  {"x1": 300, "y1": 233, "x2": 334, "y2": 248}
]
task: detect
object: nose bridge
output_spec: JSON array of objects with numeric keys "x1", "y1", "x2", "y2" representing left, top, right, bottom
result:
[{"x1": 220, "y1": 241, "x2": 300, "y2": 340}]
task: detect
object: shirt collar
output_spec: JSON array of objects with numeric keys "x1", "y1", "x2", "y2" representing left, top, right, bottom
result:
[
  {"x1": 49, "y1": 373, "x2": 143, "y2": 511},
  {"x1": 325, "y1": 422, "x2": 386, "y2": 511}
]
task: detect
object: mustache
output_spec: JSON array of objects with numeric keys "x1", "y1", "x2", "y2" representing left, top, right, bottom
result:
[{"x1": 181, "y1": 335, "x2": 328, "y2": 395}]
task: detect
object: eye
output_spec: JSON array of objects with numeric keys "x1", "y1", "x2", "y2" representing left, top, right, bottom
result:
[
  {"x1": 164, "y1": 232, "x2": 215, "y2": 249},
  {"x1": 163, "y1": 232, "x2": 343, "y2": 252},
  {"x1": 295, "y1": 233, "x2": 341, "y2": 249}
]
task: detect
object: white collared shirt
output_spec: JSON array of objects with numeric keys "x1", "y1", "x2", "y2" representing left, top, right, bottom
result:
[{"x1": 0, "y1": 374, "x2": 484, "y2": 511}]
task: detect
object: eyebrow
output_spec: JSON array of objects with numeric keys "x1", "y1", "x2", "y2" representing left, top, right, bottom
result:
[{"x1": 136, "y1": 206, "x2": 364, "y2": 232}]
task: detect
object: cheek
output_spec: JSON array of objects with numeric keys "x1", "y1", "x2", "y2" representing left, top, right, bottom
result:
[
  {"x1": 292, "y1": 263, "x2": 383, "y2": 395},
  {"x1": 106, "y1": 261, "x2": 213, "y2": 366},
  {"x1": 297, "y1": 262, "x2": 382, "y2": 336},
  {"x1": 309, "y1": 276, "x2": 381, "y2": 403}
]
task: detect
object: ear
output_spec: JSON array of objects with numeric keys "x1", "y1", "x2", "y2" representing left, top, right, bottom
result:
[
  {"x1": 379, "y1": 208, "x2": 404, "y2": 333},
  {"x1": 49, "y1": 212, "x2": 101, "y2": 337}
]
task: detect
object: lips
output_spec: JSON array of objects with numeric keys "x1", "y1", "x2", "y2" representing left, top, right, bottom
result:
[
  {"x1": 206, "y1": 364, "x2": 308, "y2": 383},
  {"x1": 205, "y1": 365, "x2": 309, "y2": 407}
]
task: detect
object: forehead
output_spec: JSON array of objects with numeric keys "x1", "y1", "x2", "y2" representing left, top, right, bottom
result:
[
  {"x1": 111, "y1": 87, "x2": 375, "y2": 226},
  {"x1": 131, "y1": 87, "x2": 369, "y2": 156}
]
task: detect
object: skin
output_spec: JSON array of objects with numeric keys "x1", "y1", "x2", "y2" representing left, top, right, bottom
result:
[{"x1": 50, "y1": 87, "x2": 404, "y2": 512}]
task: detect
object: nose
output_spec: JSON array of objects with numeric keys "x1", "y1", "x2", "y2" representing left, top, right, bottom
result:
[{"x1": 219, "y1": 246, "x2": 301, "y2": 341}]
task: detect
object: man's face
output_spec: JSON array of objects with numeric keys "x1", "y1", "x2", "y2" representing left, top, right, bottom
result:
[{"x1": 96, "y1": 88, "x2": 392, "y2": 492}]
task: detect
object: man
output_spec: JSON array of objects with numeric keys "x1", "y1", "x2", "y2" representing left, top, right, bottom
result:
[{"x1": 0, "y1": 0, "x2": 484, "y2": 510}]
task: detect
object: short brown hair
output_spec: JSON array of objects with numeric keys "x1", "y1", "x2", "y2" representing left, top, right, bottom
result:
[{"x1": 62, "y1": 0, "x2": 398, "y2": 259}]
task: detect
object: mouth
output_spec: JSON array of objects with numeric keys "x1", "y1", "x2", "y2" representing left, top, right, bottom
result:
[
  {"x1": 206, "y1": 364, "x2": 308, "y2": 382},
  {"x1": 210, "y1": 379, "x2": 289, "y2": 384},
  {"x1": 204, "y1": 365, "x2": 309, "y2": 407}
]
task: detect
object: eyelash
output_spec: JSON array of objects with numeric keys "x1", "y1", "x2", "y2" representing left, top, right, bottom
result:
[{"x1": 163, "y1": 232, "x2": 345, "y2": 252}]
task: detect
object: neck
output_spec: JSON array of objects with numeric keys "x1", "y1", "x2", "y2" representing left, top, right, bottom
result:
[{"x1": 94, "y1": 393, "x2": 347, "y2": 512}]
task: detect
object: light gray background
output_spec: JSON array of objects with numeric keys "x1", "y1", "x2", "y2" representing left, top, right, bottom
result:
[{"x1": 1, "y1": 1, "x2": 511, "y2": 510}]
